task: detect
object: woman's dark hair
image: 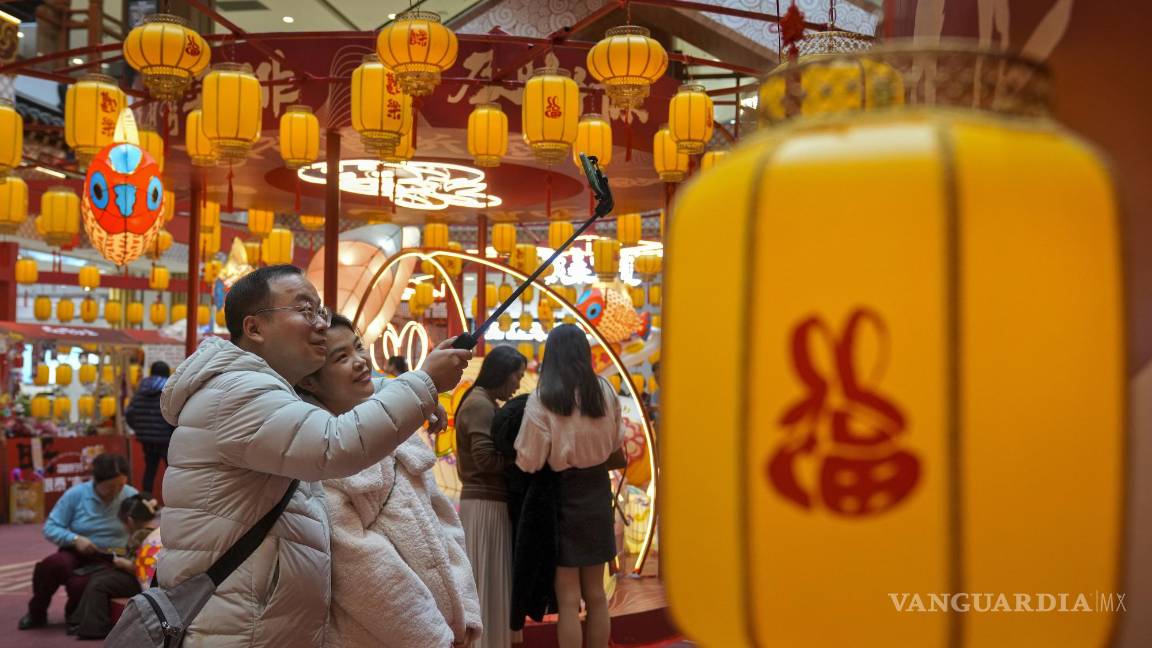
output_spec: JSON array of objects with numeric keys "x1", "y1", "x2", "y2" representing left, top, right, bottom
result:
[
  {"x1": 119, "y1": 492, "x2": 159, "y2": 524},
  {"x1": 456, "y1": 345, "x2": 527, "y2": 414},
  {"x1": 92, "y1": 453, "x2": 130, "y2": 483},
  {"x1": 387, "y1": 356, "x2": 409, "y2": 373},
  {"x1": 538, "y1": 324, "x2": 606, "y2": 418}
]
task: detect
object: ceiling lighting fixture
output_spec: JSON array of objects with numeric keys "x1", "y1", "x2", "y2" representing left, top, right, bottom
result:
[
  {"x1": 35, "y1": 166, "x2": 67, "y2": 179},
  {"x1": 282, "y1": 15, "x2": 294, "y2": 23},
  {"x1": 297, "y1": 159, "x2": 503, "y2": 211},
  {"x1": 71, "y1": 57, "x2": 83, "y2": 65},
  {"x1": 387, "y1": 13, "x2": 397, "y2": 19}
]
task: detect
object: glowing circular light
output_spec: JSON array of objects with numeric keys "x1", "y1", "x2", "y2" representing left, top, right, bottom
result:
[{"x1": 297, "y1": 159, "x2": 502, "y2": 211}]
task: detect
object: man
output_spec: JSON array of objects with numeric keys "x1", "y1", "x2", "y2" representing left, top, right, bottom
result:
[
  {"x1": 124, "y1": 360, "x2": 174, "y2": 493},
  {"x1": 20, "y1": 453, "x2": 137, "y2": 630},
  {"x1": 157, "y1": 265, "x2": 471, "y2": 647}
]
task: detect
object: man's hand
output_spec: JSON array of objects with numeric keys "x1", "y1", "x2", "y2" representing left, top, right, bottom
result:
[
  {"x1": 73, "y1": 536, "x2": 97, "y2": 555},
  {"x1": 420, "y1": 337, "x2": 472, "y2": 393},
  {"x1": 113, "y1": 556, "x2": 134, "y2": 572},
  {"x1": 427, "y1": 403, "x2": 448, "y2": 436}
]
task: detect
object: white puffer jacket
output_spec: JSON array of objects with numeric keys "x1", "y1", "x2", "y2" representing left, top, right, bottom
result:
[{"x1": 158, "y1": 337, "x2": 439, "y2": 648}]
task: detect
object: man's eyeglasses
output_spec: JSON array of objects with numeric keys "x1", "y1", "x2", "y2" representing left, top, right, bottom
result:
[{"x1": 252, "y1": 303, "x2": 333, "y2": 327}]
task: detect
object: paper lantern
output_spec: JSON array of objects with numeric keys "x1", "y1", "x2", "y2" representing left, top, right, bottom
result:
[
  {"x1": 127, "y1": 301, "x2": 145, "y2": 326},
  {"x1": 33, "y1": 295, "x2": 51, "y2": 321},
  {"x1": 170, "y1": 302, "x2": 187, "y2": 324},
  {"x1": 586, "y1": 26, "x2": 668, "y2": 109},
  {"x1": 592, "y1": 238, "x2": 621, "y2": 280},
  {"x1": 522, "y1": 68, "x2": 579, "y2": 164},
  {"x1": 518, "y1": 313, "x2": 533, "y2": 331},
  {"x1": 146, "y1": 265, "x2": 170, "y2": 291},
  {"x1": 648, "y1": 284, "x2": 662, "y2": 307},
  {"x1": 40, "y1": 186, "x2": 81, "y2": 246},
  {"x1": 512, "y1": 243, "x2": 537, "y2": 275},
  {"x1": 150, "y1": 300, "x2": 167, "y2": 326},
  {"x1": 57, "y1": 299, "x2": 75, "y2": 323},
  {"x1": 263, "y1": 227, "x2": 294, "y2": 265},
  {"x1": 185, "y1": 109, "x2": 215, "y2": 167},
  {"x1": 653, "y1": 125, "x2": 688, "y2": 183},
  {"x1": 64, "y1": 74, "x2": 126, "y2": 167},
  {"x1": 201, "y1": 63, "x2": 262, "y2": 162},
  {"x1": 497, "y1": 313, "x2": 513, "y2": 332},
  {"x1": 0, "y1": 98, "x2": 22, "y2": 183},
  {"x1": 517, "y1": 342, "x2": 535, "y2": 360},
  {"x1": 80, "y1": 297, "x2": 98, "y2": 323},
  {"x1": 572, "y1": 113, "x2": 613, "y2": 168},
  {"x1": 379, "y1": 127, "x2": 415, "y2": 164},
  {"x1": 352, "y1": 55, "x2": 413, "y2": 151},
  {"x1": 78, "y1": 395, "x2": 96, "y2": 419},
  {"x1": 548, "y1": 220, "x2": 574, "y2": 250},
  {"x1": 424, "y1": 223, "x2": 449, "y2": 248},
  {"x1": 32, "y1": 364, "x2": 49, "y2": 386},
  {"x1": 123, "y1": 13, "x2": 211, "y2": 101},
  {"x1": 199, "y1": 226, "x2": 220, "y2": 256},
  {"x1": 412, "y1": 283, "x2": 434, "y2": 314},
  {"x1": 248, "y1": 208, "x2": 274, "y2": 238},
  {"x1": 299, "y1": 214, "x2": 324, "y2": 231},
  {"x1": 280, "y1": 105, "x2": 320, "y2": 169},
  {"x1": 662, "y1": 44, "x2": 1122, "y2": 648},
  {"x1": 492, "y1": 223, "x2": 516, "y2": 257},
  {"x1": 216, "y1": 306, "x2": 226, "y2": 327},
  {"x1": 700, "y1": 150, "x2": 730, "y2": 171},
  {"x1": 634, "y1": 254, "x2": 662, "y2": 278},
  {"x1": 467, "y1": 103, "x2": 508, "y2": 167},
  {"x1": 78, "y1": 265, "x2": 101, "y2": 290},
  {"x1": 441, "y1": 241, "x2": 463, "y2": 277},
  {"x1": 138, "y1": 129, "x2": 165, "y2": 173},
  {"x1": 128, "y1": 364, "x2": 141, "y2": 386},
  {"x1": 668, "y1": 84, "x2": 714, "y2": 155},
  {"x1": 498, "y1": 283, "x2": 514, "y2": 304},
  {"x1": 617, "y1": 213, "x2": 642, "y2": 247},
  {"x1": 197, "y1": 304, "x2": 210, "y2": 326},
  {"x1": 521, "y1": 286, "x2": 535, "y2": 304},
  {"x1": 200, "y1": 199, "x2": 220, "y2": 234},
  {"x1": 202, "y1": 259, "x2": 222, "y2": 284},
  {"x1": 537, "y1": 300, "x2": 555, "y2": 328},
  {"x1": 149, "y1": 229, "x2": 173, "y2": 260},
  {"x1": 79, "y1": 363, "x2": 96, "y2": 385},
  {"x1": 15, "y1": 258, "x2": 37, "y2": 284},
  {"x1": 30, "y1": 395, "x2": 50, "y2": 419},
  {"x1": 55, "y1": 363, "x2": 73, "y2": 386},
  {"x1": 99, "y1": 395, "x2": 116, "y2": 418},
  {"x1": 244, "y1": 240, "x2": 262, "y2": 266},
  {"x1": 82, "y1": 142, "x2": 165, "y2": 266},
  {"x1": 375, "y1": 10, "x2": 458, "y2": 97},
  {"x1": 104, "y1": 301, "x2": 122, "y2": 325},
  {"x1": 0, "y1": 176, "x2": 28, "y2": 234},
  {"x1": 629, "y1": 286, "x2": 645, "y2": 309},
  {"x1": 485, "y1": 283, "x2": 498, "y2": 307},
  {"x1": 162, "y1": 189, "x2": 175, "y2": 223}
]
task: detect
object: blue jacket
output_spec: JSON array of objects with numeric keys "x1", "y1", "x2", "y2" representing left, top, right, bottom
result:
[
  {"x1": 125, "y1": 375, "x2": 175, "y2": 444},
  {"x1": 44, "y1": 480, "x2": 139, "y2": 550}
]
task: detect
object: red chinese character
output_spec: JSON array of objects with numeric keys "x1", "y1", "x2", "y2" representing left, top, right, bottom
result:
[
  {"x1": 99, "y1": 90, "x2": 119, "y2": 114},
  {"x1": 385, "y1": 73, "x2": 400, "y2": 95},
  {"x1": 544, "y1": 96, "x2": 562, "y2": 119},
  {"x1": 184, "y1": 34, "x2": 201, "y2": 57},
  {"x1": 409, "y1": 29, "x2": 428, "y2": 47},
  {"x1": 386, "y1": 98, "x2": 402, "y2": 120},
  {"x1": 100, "y1": 116, "x2": 116, "y2": 136}
]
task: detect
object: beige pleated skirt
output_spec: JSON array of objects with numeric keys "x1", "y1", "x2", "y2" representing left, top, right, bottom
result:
[{"x1": 460, "y1": 498, "x2": 522, "y2": 648}]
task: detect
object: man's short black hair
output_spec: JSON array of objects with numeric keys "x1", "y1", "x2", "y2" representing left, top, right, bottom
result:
[
  {"x1": 92, "y1": 453, "x2": 130, "y2": 483},
  {"x1": 150, "y1": 361, "x2": 170, "y2": 378},
  {"x1": 224, "y1": 264, "x2": 304, "y2": 341}
]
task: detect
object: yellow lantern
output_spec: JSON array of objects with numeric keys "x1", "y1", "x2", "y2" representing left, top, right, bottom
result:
[
  {"x1": 216, "y1": 306, "x2": 226, "y2": 327},
  {"x1": 0, "y1": 98, "x2": 22, "y2": 182},
  {"x1": 467, "y1": 103, "x2": 508, "y2": 167},
  {"x1": 375, "y1": 10, "x2": 458, "y2": 97},
  {"x1": 197, "y1": 304, "x2": 210, "y2": 326},
  {"x1": 244, "y1": 240, "x2": 261, "y2": 266},
  {"x1": 64, "y1": 74, "x2": 126, "y2": 166},
  {"x1": 616, "y1": 213, "x2": 642, "y2": 247},
  {"x1": 562, "y1": 314, "x2": 577, "y2": 326},
  {"x1": 700, "y1": 150, "x2": 729, "y2": 171},
  {"x1": 78, "y1": 265, "x2": 101, "y2": 290},
  {"x1": 162, "y1": 190, "x2": 175, "y2": 223},
  {"x1": 201, "y1": 63, "x2": 262, "y2": 162},
  {"x1": 629, "y1": 373, "x2": 645, "y2": 396},
  {"x1": 79, "y1": 363, "x2": 96, "y2": 385},
  {"x1": 351, "y1": 55, "x2": 413, "y2": 151},
  {"x1": 201, "y1": 200, "x2": 220, "y2": 234},
  {"x1": 441, "y1": 242, "x2": 463, "y2": 277},
  {"x1": 518, "y1": 313, "x2": 534, "y2": 332},
  {"x1": 485, "y1": 283, "x2": 498, "y2": 307},
  {"x1": 0, "y1": 176, "x2": 28, "y2": 234},
  {"x1": 202, "y1": 259, "x2": 222, "y2": 284},
  {"x1": 80, "y1": 297, "x2": 99, "y2": 322},
  {"x1": 99, "y1": 395, "x2": 116, "y2": 419},
  {"x1": 498, "y1": 283, "x2": 514, "y2": 304},
  {"x1": 517, "y1": 342, "x2": 535, "y2": 360},
  {"x1": 123, "y1": 13, "x2": 211, "y2": 101},
  {"x1": 572, "y1": 113, "x2": 613, "y2": 168},
  {"x1": 30, "y1": 395, "x2": 50, "y2": 419},
  {"x1": 299, "y1": 214, "x2": 325, "y2": 231},
  {"x1": 662, "y1": 44, "x2": 1122, "y2": 648},
  {"x1": 33, "y1": 364, "x2": 49, "y2": 386},
  {"x1": 248, "y1": 208, "x2": 274, "y2": 238},
  {"x1": 151, "y1": 228, "x2": 174, "y2": 266},
  {"x1": 586, "y1": 26, "x2": 668, "y2": 109},
  {"x1": 104, "y1": 300, "x2": 122, "y2": 325},
  {"x1": 424, "y1": 223, "x2": 449, "y2": 248},
  {"x1": 512, "y1": 243, "x2": 537, "y2": 275},
  {"x1": 15, "y1": 258, "x2": 37, "y2": 284},
  {"x1": 492, "y1": 223, "x2": 516, "y2": 257},
  {"x1": 592, "y1": 238, "x2": 620, "y2": 280},
  {"x1": 185, "y1": 109, "x2": 216, "y2": 167},
  {"x1": 101, "y1": 362, "x2": 116, "y2": 385},
  {"x1": 57, "y1": 299, "x2": 75, "y2": 323},
  {"x1": 40, "y1": 187, "x2": 81, "y2": 246},
  {"x1": 262, "y1": 227, "x2": 294, "y2": 265},
  {"x1": 634, "y1": 254, "x2": 662, "y2": 278},
  {"x1": 412, "y1": 283, "x2": 434, "y2": 314},
  {"x1": 521, "y1": 286, "x2": 535, "y2": 304},
  {"x1": 653, "y1": 125, "x2": 688, "y2": 183},
  {"x1": 279, "y1": 105, "x2": 320, "y2": 169},
  {"x1": 127, "y1": 301, "x2": 145, "y2": 326},
  {"x1": 150, "y1": 299, "x2": 167, "y2": 326},
  {"x1": 379, "y1": 127, "x2": 415, "y2": 164},
  {"x1": 149, "y1": 265, "x2": 170, "y2": 290},
  {"x1": 55, "y1": 363, "x2": 73, "y2": 386},
  {"x1": 138, "y1": 129, "x2": 165, "y2": 173},
  {"x1": 78, "y1": 394, "x2": 96, "y2": 419},
  {"x1": 33, "y1": 295, "x2": 51, "y2": 321},
  {"x1": 648, "y1": 284, "x2": 662, "y2": 307},
  {"x1": 668, "y1": 84, "x2": 714, "y2": 155},
  {"x1": 199, "y1": 226, "x2": 220, "y2": 256},
  {"x1": 128, "y1": 364, "x2": 141, "y2": 386},
  {"x1": 522, "y1": 68, "x2": 580, "y2": 164},
  {"x1": 608, "y1": 374, "x2": 621, "y2": 393},
  {"x1": 171, "y1": 302, "x2": 187, "y2": 324},
  {"x1": 497, "y1": 313, "x2": 513, "y2": 333},
  {"x1": 628, "y1": 286, "x2": 645, "y2": 309},
  {"x1": 538, "y1": 300, "x2": 555, "y2": 328}
]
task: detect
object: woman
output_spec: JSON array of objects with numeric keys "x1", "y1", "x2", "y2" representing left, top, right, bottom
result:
[
  {"x1": 515, "y1": 325, "x2": 626, "y2": 648},
  {"x1": 454, "y1": 345, "x2": 528, "y2": 648},
  {"x1": 298, "y1": 315, "x2": 481, "y2": 648}
]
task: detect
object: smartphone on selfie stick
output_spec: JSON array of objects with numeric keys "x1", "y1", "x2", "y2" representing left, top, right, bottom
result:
[{"x1": 451, "y1": 153, "x2": 614, "y2": 351}]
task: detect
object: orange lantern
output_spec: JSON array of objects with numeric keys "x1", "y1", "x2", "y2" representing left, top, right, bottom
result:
[
  {"x1": 592, "y1": 238, "x2": 621, "y2": 280},
  {"x1": 587, "y1": 26, "x2": 668, "y2": 109},
  {"x1": 522, "y1": 68, "x2": 579, "y2": 164},
  {"x1": 351, "y1": 55, "x2": 413, "y2": 152},
  {"x1": 424, "y1": 223, "x2": 449, "y2": 248},
  {"x1": 279, "y1": 105, "x2": 320, "y2": 169},
  {"x1": 126, "y1": 301, "x2": 145, "y2": 326},
  {"x1": 15, "y1": 258, "x2": 37, "y2": 284},
  {"x1": 99, "y1": 396, "x2": 116, "y2": 419},
  {"x1": 0, "y1": 98, "x2": 23, "y2": 183},
  {"x1": 263, "y1": 228, "x2": 294, "y2": 265},
  {"x1": 617, "y1": 213, "x2": 642, "y2": 246},
  {"x1": 80, "y1": 297, "x2": 99, "y2": 323},
  {"x1": 33, "y1": 295, "x2": 51, "y2": 321},
  {"x1": 64, "y1": 74, "x2": 126, "y2": 167},
  {"x1": 150, "y1": 299, "x2": 167, "y2": 326},
  {"x1": 170, "y1": 302, "x2": 187, "y2": 324},
  {"x1": 519, "y1": 312, "x2": 534, "y2": 331},
  {"x1": 0, "y1": 176, "x2": 28, "y2": 234},
  {"x1": 55, "y1": 363, "x2": 73, "y2": 386},
  {"x1": 197, "y1": 304, "x2": 210, "y2": 326},
  {"x1": 467, "y1": 103, "x2": 508, "y2": 167},
  {"x1": 123, "y1": 13, "x2": 211, "y2": 101},
  {"x1": 78, "y1": 395, "x2": 96, "y2": 419},
  {"x1": 668, "y1": 83, "x2": 714, "y2": 154},
  {"x1": 150, "y1": 229, "x2": 173, "y2": 260},
  {"x1": 572, "y1": 114, "x2": 613, "y2": 168},
  {"x1": 653, "y1": 125, "x2": 688, "y2": 183},
  {"x1": 248, "y1": 208, "x2": 274, "y2": 238},
  {"x1": 299, "y1": 214, "x2": 324, "y2": 231},
  {"x1": 78, "y1": 265, "x2": 101, "y2": 290},
  {"x1": 149, "y1": 265, "x2": 170, "y2": 290},
  {"x1": 634, "y1": 254, "x2": 662, "y2": 278},
  {"x1": 700, "y1": 150, "x2": 730, "y2": 171},
  {"x1": 104, "y1": 301, "x2": 122, "y2": 326},
  {"x1": 548, "y1": 220, "x2": 574, "y2": 250},
  {"x1": 375, "y1": 10, "x2": 458, "y2": 97},
  {"x1": 185, "y1": 109, "x2": 215, "y2": 167},
  {"x1": 30, "y1": 395, "x2": 50, "y2": 419},
  {"x1": 40, "y1": 186, "x2": 81, "y2": 246},
  {"x1": 57, "y1": 299, "x2": 75, "y2": 323},
  {"x1": 79, "y1": 363, "x2": 97, "y2": 385},
  {"x1": 492, "y1": 223, "x2": 516, "y2": 257},
  {"x1": 201, "y1": 63, "x2": 262, "y2": 162},
  {"x1": 244, "y1": 240, "x2": 262, "y2": 266}
]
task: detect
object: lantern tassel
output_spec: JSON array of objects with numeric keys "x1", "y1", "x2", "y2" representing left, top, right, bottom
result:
[
  {"x1": 546, "y1": 170, "x2": 552, "y2": 220},
  {"x1": 294, "y1": 175, "x2": 302, "y2": 212},
  {"x1": 391, "y1": 172, "x2": 397, "y2": 214},
  {"x1": 161, "y1": 103, "x2": 170, "y2": 159},
  {"x1": 200, "y1": 168, "x2": 207, "y2": 209},
  {"x1": 226, "y1": 166, "x2": 234, "y2": 213},
  {"x1": 377, "y1": 164, "x2": 385, "y2": 208},
  {"x1": 625, "y1": 111, "x2": 633, "y2": 162},
  {"x1": 412, "y1": 98, "x2": 419, "y2": 150}
]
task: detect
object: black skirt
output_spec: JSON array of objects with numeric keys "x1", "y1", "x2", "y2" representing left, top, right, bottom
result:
[{"x1": 556, "y1": 462, "x2": 617, "y2": 567}]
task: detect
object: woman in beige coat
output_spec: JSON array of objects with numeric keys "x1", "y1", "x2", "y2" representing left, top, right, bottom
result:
[{"x1": 299, "y1": 315, "x2": 482, "y2": 648}]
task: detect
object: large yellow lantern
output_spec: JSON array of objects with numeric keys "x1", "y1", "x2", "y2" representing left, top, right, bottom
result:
[
  {"x1": 80, "y1": 297, "x2": 99, "y2": 322},
  {"x1": 668, "y1": 84, "x2": 714, "y2": 154},
  {"x1": 467, "y1": 103, "x2": 507, "y2": 167},
  {"x1": 149, "y1": 229, "x2": 173, "y2": 259},
  {"x1": 104, "y1": 301, "x2": 122, "y2": 325},
  {"x1": 262, "y1": 227, "x2": 294, "y2": 265},
  {"x1": 199, "y1": 199, "x2": 220, "y2": 235},
  {"x1": 201, "y1": 63, "x2": 262, "y2": 162},
  {"x1": 0, "y1": 176, "x2": 27, "y2": 233},
  {"x1": 351, "y1": 55, "x2": 413, "y2": 152},
  {"x1": 65, "y1": 74, "x2": 126, "y2": 167},
  {"x1": 78, "y1": 265, "x2": 101, "y2": 290},
  {"x1": 511, "y1": 243, "x2": 537, "y2": 275},
  {"x1": 199, "y1": 226, "x2": 220, "y2": 256},
  {"x1": 700, "y1": 150, "x2": 729, "y2": 171},
  {"x1": 57, "y1": 299, "x2": 75, "y2": 323},
  {"x1": 248, "y1": 208, "x2": 274, "y2": 238},
  {"x1": 572, "y1": 113, "x2": 613, "y2": 169},
  {"x1": 149, "y1": 265, "x2": 170, "y2": 290},
  {"x1": 15, "y1": 258, "x2": 37, "y2": 284},
  {"x1": 34, "y1": 295, "x2": 51, "y2": 321},
  {"x1": 279, "y1": 105, "x2": 320, "y2": 169},
  {"x1": 123, "y1": 14, "x2": 211, "y2": 100},
  {"x1": 653, "y1": 125, "x2": 688, "y2": 183},
  {"x1": 0, "y1": 98, "x2": 22, "y2": 182},
  {"x1": 185, "y1": 109, "x2": 216, "y2": 167},
  {"x1": 592, "y1": 238, "x2": 620, "y2": 280},
  {"x1": 53, "y1": 396, "x2": 71, "y2": 421},
  {"x1": 150, "y1": 299, "x2": 167, "y2": 326},
  {"x1": 522, "y1": 68, "x2": 579, "y2": 164},
  {"x1": 548, "y1": 220, "x2": 574, "y2": 250},
  {"x1": 424, "y1": 223, "x2": 449, "y2": 248},
  {"x1": 616, "y1": 213, "x2": 642, "y2": 246},
  {"x1": 375, "y1": 10, "x2": 458, "y2": 97},
  {"x1": 40, "y1": 187, "x2": 81, "y2": 246},
  {"x1": 492, "y1": 223, "x2": 516, "y2": 257},
  {"x1": 138, "y1": 129, "x2": 165, "y2": 173},
  {"x1": 126, "y1": 301, "x2": 145, "y2": 326},
  {"x1": 586, "y1": 26, "x2": 668, "y2": 109},
  {"x1": 662, "y1": 44, "x2": 1122, "y2": 648}
]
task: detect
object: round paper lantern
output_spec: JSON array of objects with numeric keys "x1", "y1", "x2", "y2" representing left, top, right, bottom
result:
[
  {"x1": 79, "y1": 265, "x2": 101, "y2": 290},
  {"x1": 170, "y1": 302, "x2": 187, "y2": 324},
  {"x1": 149, "y1": 229, "x2": 173, "y2": 260},
  {"x1": 352, "y1": 55, "x2": 413, "y2": 152},
  {"x1": 375, "y1": 10, "x2": 458, "y2": 97},
  {"x1": 78, "y1": 395, "x2": 96, "y2": 419},
  {"x1": 128, "y1": 364, "x2": 141, "y2": 387},
  {"x1": 99, "y1": 395, "x2": 116, "y2": 418},
  {"x1": 0, "y1": 98, "x2": 23, "y2": 183},
  {"x1": 498, "y1": 283, "x2": 513, "y2": 303},
  {"x1": 80, "y1": 297, "x2": 98, "y2": 322},
  {"x1": 521, "y1": 286, "x2": 535, "y2": 304},
  {"x1": 56, "y1": 363, "x2": 73, "y2": 386},
  {"x1": 668, "y1": 84, "x2": 714, "y2": 155},
  {"x1": 592, "y1": 238, "x2": 621, "y2": 280},
  {"x1": 138, "y1": 129, "x2": 165, "y2": 173},
  {"x1": 185, "y1": 109, "x2": 215, "y2": 167},
  {"x1": 634, "y1": 254, "x2": 662, "y2": 278},
  {"x1": 518, "y1": 312, "x2": 533, "y2": 331},
  {"x1": 32, "y1": 364, "x2": 49, "y2": 386},
  {"x1": 150, "y1": 300, "x2": 167, "y2": 326},
  {"x1": 244, "y1": 240, "x2": 262, "y2": 266},
  {"x1": 649, "y1": 284, "x2": 662, "y2": 307},
  {"x1": 199, "y1": 226, "x2": 220, "y2": 256},
  {"x1": 65, "y1": 74, "x2": 126, "y2": 167},
  {"x1": 572, "y1": 113, "x2": 613, "y2": 168},
  {"x1": 662, "y1": 44, "x2": 1122, "y2": 647},
  {"x1": 279, "y1": 104, "x2": 320, "y2": 169},
  {"x1": 537, "y1": 300, "x2": 555, "y2": 327},
  {"x1": 248, "y1": 208, "x2": 274, "y2": 238},
  {"x1": 30, "y1": 395, "x2": 50, "y2": 419},
  {"x1": 629, "y1": 286, "x2": 645, "y2": 309},
  {"x1": 148, "y1": 265, "x2": 170, "y2": 290},
  {"x1": 492, "y1": 223, "x2": 516, "y2": 257},
  {"x1": 467, "y1": 103, "x2": 508, "y2": 167},
  {"x1": 617, "y1": 213, "x2": 642, "y2": 247},
  {"x1": 653, "y1": 125, "x2": 689, "y2": 183},
  {"x1": 424, "y1": 223, "x2": 449, "y2": 248},
  {"x1": 197, "y1": 304, "x2": 210, "y2": 326},
  {"x1": 0, "y1": 176, "x2": 28, "y2": 234},
  {"x1": 15, "y1": 258, "x2": 37, "y2": 284},
  {"x1": 40, "y1": 186, "x2": 81, "y2": 246},
  {"x1": 522, "y1": 68, "x2": 579, "y2": 164},
  {"x1": 202, "y1": 259, "x2": 222, "y2": 283},
  {"x1": 440, "y1": 242, "x2": 464, "y2": 277},
  {"x1": 82, "y1": 142, "x2": 165, "y2": 266},
  {"x1": 57, "y1": 299, "x2": 75, "y2": 323},
  {"x1": 127, "y1": 301, "x2": 145, "y2": 326},
  {"x1": 517, "y1": 342, "x2": 534, "y2": 361},
  {"x1": 201, "y1": 63, "x2": 262, "y2": 162},
  {"x1": 497, "y1": 313, "x2": 513, "y2": 333},
  {"x1": 700, "y1": 150, "x2": 730, "y2": 171},
  {"x1": 123, "y1": 13, "x2": 211, "y2": 101},
  {"x1": 79, "y1": 363, "x2": 96, "y2": 385},
  {"x1": 548, "y1": 220, "x2": 574, "y2": 250},
  {"x1": 201, "y1": 199, "x2": 220, "y2": 234},
  {"x1": 104, "y1": 301, "x2": 122, "y2": 325},
  {"x1": 263, "y1": 227, "x2": 294, "y2": 265},
  {"x1": 485, "y1": 283, "x2": 498, "y2": 307},
  {"x1": 33, "y1": 295, "x2": 51, "y2": 321},
  {"x1": 299, "y1": 214, "x2": 324, "y2": 231},
  {"x1": 587, "y1": 26, "x2": 668, "y2": 109}
]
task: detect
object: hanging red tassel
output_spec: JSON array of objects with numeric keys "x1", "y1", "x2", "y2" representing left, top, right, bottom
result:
[
  {"x1": 546, "y1": 170, "x2": 552, "y2": 219},
  {"x1": 294, "y1": 175, "x2": 302, "y2": 212},
  {"x1": 377, "y1": 164, "x2": 385, "y2": 208},
  {"x1": 226, "y1": 165, "x2": 234, "y2": 213},
  {"x1": 625, "y1": 110, "x2": 633, "y2": 162},
  {"x1": 200, "y1": 168, "x2": 207, "y2": 209},
  {"x1": 161, "y1": 102, "x2": 171, "y2": 159},
  {"x1": 411, "y1": 98, "x2": 420, "y2": 149},
  {"x1": 391, "y1": 172, "x2": 397, "y2": 214}
]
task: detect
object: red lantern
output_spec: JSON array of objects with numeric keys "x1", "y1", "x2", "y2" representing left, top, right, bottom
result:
[{"x1": 82, "y1": 142, "x2": 165, "y2": 266}]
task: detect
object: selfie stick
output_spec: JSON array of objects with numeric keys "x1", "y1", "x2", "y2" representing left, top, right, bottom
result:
[{"x1": 451, "y1": 154, "x2": 615, "y2": 350}]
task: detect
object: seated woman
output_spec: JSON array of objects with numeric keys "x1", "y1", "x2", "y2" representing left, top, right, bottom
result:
[
  {"x1": 69, "y1": 493, "x2": 162, "y2": 639},
  {"x1": 297, "y1": 315, "x2": 482, "y2": 648},
  {"x1": 20, "y1": 453, "x2": 138, "y2": 631}
]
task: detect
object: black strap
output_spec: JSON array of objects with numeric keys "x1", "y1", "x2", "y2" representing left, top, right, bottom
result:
[{"x1": 205, "y1": 479, "x2": 299, "y2": 586}]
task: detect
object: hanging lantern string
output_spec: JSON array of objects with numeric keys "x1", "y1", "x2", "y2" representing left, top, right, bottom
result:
[
  {"x1": 226, "y1": 165, "x2": 235, "y2": 213},
  {"x1": 378, "y1": 163, "x2": 385, "y2": 208},
  {"x1": 161, "y1": 102, "x2": 170, "y2": 161},
  {"x1": 411, "y1": 98, "x2": 420, "y2": 150},
  {"x1": 773, "y1": 0, "x2": 783, "y2": 58},
  {"x1": 828, "y1": 0, "x2": 836, "y2": 29},
  {"x1": 545, "y1": 169, "x2": 552, "y2": 221},
  {"x1": 295, "y1": 175, "x2": 302, "y2": 212},
  {"x1": 391, "y1": 169, "x2": 398, "y2": 214},
  {"x1": 625, "y1": 109, "x2": 633, "y2": 162},
  {"x1": 200, "y1": 168, "x2": 207, "y2": 209}
]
